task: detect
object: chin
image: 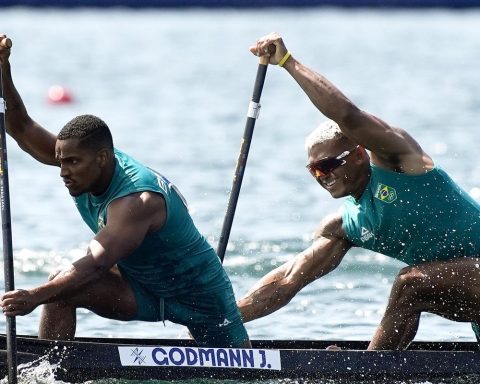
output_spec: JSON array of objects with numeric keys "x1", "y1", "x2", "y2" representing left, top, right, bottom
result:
[
  {"x1": 318, "y1": 180, "x2": 350, "y2": 199},
  {"x1": 329, "y1": 192, "x2": 346, "y2": 199},
  {"x1": 67, "y1": 188, "x2": 83, "y2": 197},
  {"x1": 327, "y1": 188, "x2": 350, "y2": 199}
]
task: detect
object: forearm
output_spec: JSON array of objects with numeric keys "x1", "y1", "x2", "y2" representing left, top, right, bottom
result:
[
  {"x1": 30, "y1": 255, "x2": 108, "y2": 305},
  {"x1": 283, "y1": 56, "x2": 360, "y2": 126},
  {"x1": 238, "y1": 231, "x2": 350, "y2": 323},
  {"x1": 1, "y1": 61, "x2": 57, "y2": 164},
  {"x1": 237, "y1": 270, "x2": 299, "y2": 323},
  {"x1": 1, "y1": 61, "x2": 33, "y2": 137}
]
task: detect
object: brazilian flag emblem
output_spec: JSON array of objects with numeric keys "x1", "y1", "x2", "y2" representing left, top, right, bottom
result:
[{"x1": 375, "y1": 183, "x2": 397, "y2": 203}]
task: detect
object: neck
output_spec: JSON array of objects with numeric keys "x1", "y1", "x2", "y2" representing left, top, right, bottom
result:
[
  {"x1": 92, "y1": 158, "x2": 116, "y2": 196},
  {"x1": 351, "y1": 163, "x2": 372, "y2": 200}
]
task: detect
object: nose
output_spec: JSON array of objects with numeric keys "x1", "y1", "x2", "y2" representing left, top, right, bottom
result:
[
  {"x1": 59, "y1": 163, "x2": 70, "y2": 178},
  {"x1": 316, "y1": 168, "x2": 335, "y2": 179},
  {"x1": 313, "y1": 169, "x2": 326, "y2": 178}
]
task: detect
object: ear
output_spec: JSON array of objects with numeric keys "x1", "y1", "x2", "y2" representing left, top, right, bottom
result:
[{"x1": 96, "y1": 148, "x2": 110, "y2": 167}]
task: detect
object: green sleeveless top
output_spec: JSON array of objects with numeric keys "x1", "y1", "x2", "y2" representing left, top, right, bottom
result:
[
  {"x1": 74, "y1": 149, "x2": 224, "y2": 296},
  {"x1": 342, "y1": 164, "x2": 480, "y2": 265}
]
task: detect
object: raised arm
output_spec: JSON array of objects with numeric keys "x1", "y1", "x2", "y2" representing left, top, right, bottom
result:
[
  {"x1": 0, "y1": 34, "x2": 57, "y2": 165},
  {"x1": 0, "y1": 191, "x2": 166, "y2": 316},
  {"x1": 238, "y1": 213, "x2": 352, "y2": 323},
  {"x1": 251, "y1": 33, "x2": 433, "y2": 174}
]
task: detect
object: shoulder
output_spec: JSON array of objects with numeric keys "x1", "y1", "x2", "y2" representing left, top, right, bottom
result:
[
  {"x1": 112, "y1": 150, "x2": 169, "y2": 199},
  {"x1": 106, "y1": 192, "x2": 166, "y2": 231},
  {"x1": 109, "y1": 191, "x2": 165, "y2": 213},
  {"x1": 369, "y1": 126, "x2": 434, "y2": 174},
  {"x1": 114, "y1": 149, "x2": 159, "y2": 183}
]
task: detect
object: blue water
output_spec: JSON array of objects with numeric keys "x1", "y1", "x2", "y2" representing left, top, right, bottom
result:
[{"x1": 1, "y1": 6, "x2": 480, "y2": 383}]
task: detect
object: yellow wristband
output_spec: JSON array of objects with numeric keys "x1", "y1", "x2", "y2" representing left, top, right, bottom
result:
[{"x1": 278, "y1": 51, "x2": 291, "y2": 67}]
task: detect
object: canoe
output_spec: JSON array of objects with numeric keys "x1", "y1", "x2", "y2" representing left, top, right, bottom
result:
[{"x1": 1, "y1": 335, "x2": 479, "y2": 382}]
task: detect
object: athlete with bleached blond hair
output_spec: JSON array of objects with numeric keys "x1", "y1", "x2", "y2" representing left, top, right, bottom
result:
[{"x1": 238, "y1": 32, "x2": 480, "y2": 350}]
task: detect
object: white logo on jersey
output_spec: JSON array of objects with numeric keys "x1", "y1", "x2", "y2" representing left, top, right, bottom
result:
[
  {"x1": 360, "y1": 227, "x2": 374, "y2": 242},
  {"x1": 218, "y1": 318, "x2": 232, "y2": 327}
]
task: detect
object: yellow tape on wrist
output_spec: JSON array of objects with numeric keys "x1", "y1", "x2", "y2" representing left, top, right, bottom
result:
[{"x1": 278, "y1": 51, "x2": 291, "y2": 67}]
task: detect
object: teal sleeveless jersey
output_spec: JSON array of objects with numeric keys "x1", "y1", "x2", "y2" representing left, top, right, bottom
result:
[
  {"x1": 74, "y1": 149, "x2": 224, "y2": 296},
  {"x1": 342, "y1": 164, "x2": 480, "y2": 265}
]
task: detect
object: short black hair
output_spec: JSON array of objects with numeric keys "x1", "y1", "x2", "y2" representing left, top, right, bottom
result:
[{"x1": 57, "y1": 114, "x2": 114, "y2": 151}]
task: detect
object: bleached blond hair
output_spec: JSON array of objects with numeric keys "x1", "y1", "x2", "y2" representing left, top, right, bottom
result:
[{"x1": 304, "y1": 120, "x2": 344, "y2": 151}]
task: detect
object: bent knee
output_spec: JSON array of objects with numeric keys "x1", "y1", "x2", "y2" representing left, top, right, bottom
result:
[
  {"x1": 391, "y1": 267, "x2": 430, "y2": 302},
  {"x1": 395, "y1": 266, "x2": 428, "y2": 287}
]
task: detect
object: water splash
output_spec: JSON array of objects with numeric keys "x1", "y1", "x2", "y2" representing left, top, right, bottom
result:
[
  {"x1": 0, "y1": 343, "x2": 73, "y2": 384},
  {"x1": 0, "y1": 355, "x2": 66, "y2": 384}
]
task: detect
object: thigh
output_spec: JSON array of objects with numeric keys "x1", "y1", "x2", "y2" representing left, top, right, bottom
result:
[
  {"x1": 187, "y1": 316, "x2": 250, "y2": 348},
  {"x1": 66, "y1": 265, "x2": 138, "y2": 321},
  {"x1": 166, "y1": 283, "x2": 249, "y2": 348},
  {"x1": 400, "y1": 257, "x2": 480, "y2": 321}
]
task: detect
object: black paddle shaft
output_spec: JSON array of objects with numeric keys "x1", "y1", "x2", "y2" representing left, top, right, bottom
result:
[
  {"x1": 0, "y1": 62, "x2": 18, "y2": 384},
  {"x1": 217, "y1": 61, "x2": 269, "y2": 262}
]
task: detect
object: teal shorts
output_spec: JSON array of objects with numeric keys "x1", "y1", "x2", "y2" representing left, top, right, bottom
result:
[{"x1": 125, "y1": 273, "x2": 249, "y2": 348}]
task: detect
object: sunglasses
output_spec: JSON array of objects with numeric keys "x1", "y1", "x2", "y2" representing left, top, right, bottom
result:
[{"x1": 306, "y1": 145, "x2": 359, "y2": 178}]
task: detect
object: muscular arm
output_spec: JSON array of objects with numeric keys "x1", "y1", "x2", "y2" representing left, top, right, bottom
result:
[
  {"x1": 282, "y1": 57, "x2": 431, "y2": 173},
  {"x1": 238, "y1": 213, "x2": 352, "y2": 323},
  {"x1": 251, "y1": 33, "x2": 433, "y2": 174},
  {"x1": 0, "y1": 40, "x2": 57, "y2": 165},
  {"x1": 1, "y1": 192, "x2": 166, "y2": 315}
]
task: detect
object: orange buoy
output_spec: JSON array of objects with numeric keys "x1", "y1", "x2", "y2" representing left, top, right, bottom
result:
[{"x1": 47, "y1": 85, "x2": 73, "y2": 104}]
